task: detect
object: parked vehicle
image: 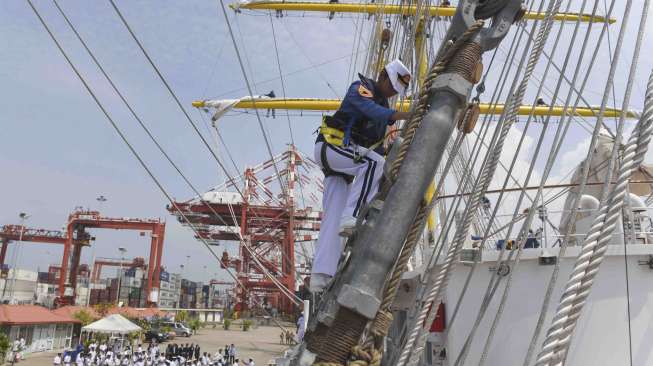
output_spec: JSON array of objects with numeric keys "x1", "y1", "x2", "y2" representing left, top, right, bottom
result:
[
  {"x1": 163, "y1": 321, "x2": 192, "y2": 337},
  {"x1": 144, "y1": 329, "x2": 168, "y2": 343}
]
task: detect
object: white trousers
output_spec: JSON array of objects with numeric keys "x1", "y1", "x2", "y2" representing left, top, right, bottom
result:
[{"x1": 311, "y1": 142, "x2": 385, "y2": 276}]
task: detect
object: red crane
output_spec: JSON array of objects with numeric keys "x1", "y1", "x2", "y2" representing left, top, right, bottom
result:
[
  {"x1": 56, "y1": 210, "x2": 166, "y2": 307},
  {"x1": 168, "y1": 145, "x2": 322, "y2": 314},
  {"x1": 0, "y1": 225, "x2": 70, "y2": 268},
  {"x1": 90, "y1": 257, "x2": 147, "y2": 283}
]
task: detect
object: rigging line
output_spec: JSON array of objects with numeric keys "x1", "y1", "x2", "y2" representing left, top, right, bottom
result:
[
  {"x1": 195, "y1": 109, "x2": 231, "y2": 177},
  {"x1": 493, "y1": 44, "x2": 595, "y2": 137},
  {"x1": 26, "y1": 0, "x2": 289, "y2": 326},
  {"x1": 477, "y1": 0, "x2": 604, "y2": 361},
  {"x1": 524, "y1": 0, "x2": 627, "y2": 360},
  {"x1": 406, "y1": 0, "x2": 557, "y2": 361},
  {"x1": 623, "y1": 191, "x2": 634, "y2": 366},
  {"x1": 346, "y1": 9, "x2": 362, "y2": 86},
  {"x1": 474, "y1": 0, "x2": 585, "y2": 278},
  {"x1": 222, "y1": 201, "x2": 303, "y2": 304},
  {"x1": 200, "y1": 31, "x2": 230, "y2": 100},
  {"x1": 396, "y1": 16, "x2": 504, "y2": 324},
  {"x1": 233, "y1": 16, "x2": 259, "y2": 97},
  {"x1": 106, "y1": 0, "x2": 246, "y2": 200},
  {"x1": 453, "y1": 0, "x2": 586, "y2": 361},
  {"x1": 212, "y1": 114, "x2": 247, "y2": 176},
  {"x1": 210, "y1": 50, "x2": 367, "y2": 99},
  {"x1": 267, "y1": 13, "x2": 310, "y2": 222},
  {"x1": 278, "y1": 20, "x2": 341, "y2": 98},
  {"x1": 217, "y1": 0, "x2": 288, "y2": 196},
  {"x1": 408, "y1": 32, "x2": 521, "y2": 352},
  {"x1": 268, "y1": 13, "x2": 295, "y2": 146},
  {"x1": 420, "y1": 5, "x2": 533, "y2": 284},
  {"x1": 584, "y1": 0, "x2": 652, "y2": 361},
  {"x1": 602, "y1": 0, "x2": 619, "y2": 136},
  {"x1": 518, "y1": 24, "x2": 615, "y2": 139},
  {"x1": 53, "y1": 0, "x2": 302, "y2": 307}
]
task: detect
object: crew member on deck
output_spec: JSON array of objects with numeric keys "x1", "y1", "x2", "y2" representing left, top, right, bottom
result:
[{"x1": 310, "y1": 59, "x2": 412, "y2": 293}]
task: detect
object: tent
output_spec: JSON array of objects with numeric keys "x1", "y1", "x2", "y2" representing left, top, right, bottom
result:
[{"x1": 82, "y1": 314, "x2": 142, "y2": 335}]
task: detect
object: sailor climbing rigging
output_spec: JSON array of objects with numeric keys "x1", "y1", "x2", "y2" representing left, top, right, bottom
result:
[{"x1": 310, "y1": 59, "x2": 412, "y2": 293}]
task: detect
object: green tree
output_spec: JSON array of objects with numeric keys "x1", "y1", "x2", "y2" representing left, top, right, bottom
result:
[
  {"x1": 93, "y1": 303, "x2": 112, "y2": 317},
  {"x1": 242, "y1": 319, "x2": 253, "y2": 332},
  {"x1": 223, "y1": 318, "x2": 231, "y2": 331},
  {"x1": 188, "y1": 319, "x2": 201, "y2": 335},
  {"x1": 0, "y1": 333, "x2": 9, "y2": 364},
  {"x1": 72, "y1": 310, "x2": 95, "y2": 326},
  {"x1": 174, "y1": 310, "x2": 188, "y2": 323}
]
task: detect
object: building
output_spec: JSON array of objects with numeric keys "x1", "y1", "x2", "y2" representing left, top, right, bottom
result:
[
  {"x1": 0, "y1": 305, "x2": 79, "y2": 358},
  {"x1": 179, "y1": 279, "x2": 202, "y2": 308},
  {"x1": 119, "y1": 267, "x2": 147, "y2": 308},
  {"x1": 0, "y1": 269, "x2": 38, "y2": 304},
  {"x1": 35, "y1": 283, "x2": 56, "y2": 308},
  {"x1": 158, "y1": 272, "x2": 180, "y2": 308}
]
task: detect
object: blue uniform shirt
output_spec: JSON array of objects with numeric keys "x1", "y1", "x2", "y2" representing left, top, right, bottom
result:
[{"x1": 318, "y1": 74, "x2": 396, "y2": 153}]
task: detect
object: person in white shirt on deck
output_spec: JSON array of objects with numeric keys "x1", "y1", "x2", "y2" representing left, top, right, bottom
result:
[
  {"x1": 53, "y1": 353, "x2": 63, "y2": 366},
  {"x1": 63, "y1": 352, "x2": 72, "y2": 366}
]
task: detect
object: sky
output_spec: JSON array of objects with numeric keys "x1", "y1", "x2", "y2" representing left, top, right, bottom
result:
[{"x1": 1, "y1": 0, "x2": 653, "y2": 283}]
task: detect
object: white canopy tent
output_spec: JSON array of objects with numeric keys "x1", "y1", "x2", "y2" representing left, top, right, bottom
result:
[{"x1": 82, "y1": 314, "x2": 142, "y2": 335}]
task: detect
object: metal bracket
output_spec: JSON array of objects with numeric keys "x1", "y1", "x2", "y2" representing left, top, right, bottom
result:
[
  {"x1": 489, "y1": 263, "x2": 511, "y2": 276},
  {"x1": 439, "y1": 0, "x2": 523, "y2": 57},
  {"x1": 637, "y1": 255, "x2": 653, "y2": 269}
]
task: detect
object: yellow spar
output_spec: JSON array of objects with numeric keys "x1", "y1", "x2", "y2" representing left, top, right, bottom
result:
[
  {"x1": 192, "y1": 98, "x2": 637, "y2": 118},
  {"x1": 231, "y1": 1, "x2": 616, "y2": 24}
]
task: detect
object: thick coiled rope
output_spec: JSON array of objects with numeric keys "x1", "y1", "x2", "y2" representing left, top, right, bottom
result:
[
  {"x1": 397, "y1": 1, "x2": 563, "y2": 364},
  {"x1": 337, "y1": 20, "x2": 485, "y2": 366},
  {"x1": 534, "y1": 70, "x2": 653, "y2": 366},
  {"x1": 387, "y1": 21, "x2": 486, "y2": 182}
]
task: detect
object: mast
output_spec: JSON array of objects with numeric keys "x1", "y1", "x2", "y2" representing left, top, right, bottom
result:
[{"x1": 231, "y1": 1, "x2": 616, "y2": 23}]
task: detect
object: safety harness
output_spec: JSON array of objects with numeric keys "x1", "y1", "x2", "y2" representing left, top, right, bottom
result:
[
  {"x1": 317, "y1": 76, "x2": 389, "y2": 184},
  {"x1": 318, "y1": 114, "x2": 388, "y2": 184},
  {"x1": 320, "y1": 142, "x2": 354, "y2": 184}
]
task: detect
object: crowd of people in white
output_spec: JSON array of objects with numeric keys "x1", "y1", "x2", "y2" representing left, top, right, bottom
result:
[{"x1": 51, "y1": 341, "x2": 254, "y2": 366}]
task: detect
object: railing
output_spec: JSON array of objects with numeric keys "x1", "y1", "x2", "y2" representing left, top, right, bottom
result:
[{"x1": 469, "y1": 206, "x2": 653, "y2": 250}]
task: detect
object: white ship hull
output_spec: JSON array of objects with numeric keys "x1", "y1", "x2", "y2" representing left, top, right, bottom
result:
[{"x1": 437, "y1": 245, "x2": 653, "y2": 366}]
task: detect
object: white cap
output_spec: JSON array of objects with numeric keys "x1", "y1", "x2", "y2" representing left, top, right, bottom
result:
[{"x1": 385, "y1": 59, "x2": 411, "y2": 95}]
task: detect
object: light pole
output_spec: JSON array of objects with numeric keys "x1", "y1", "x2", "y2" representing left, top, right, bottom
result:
[
  {"x1": 179, "y1": 264, "x2": 185, "y2": 309},
  {"x1": 117, "y1": 247, "x2": 127, "y2": 306},
  {"x1": 6, "y1": 213, "x2": 30, "y2": 304},
  {"x1": 96, "y1": 195, "x2": 107, "y2": 211}
]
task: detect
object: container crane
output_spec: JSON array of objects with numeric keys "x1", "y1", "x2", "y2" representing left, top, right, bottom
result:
[
  {"x1": 0, "y1": 225, "x2": 71, "y2": 269},
  {"x1": 168, "y1": 145, "x2": 322, "y2": 314},
  {"x1": 90, "y1": 257, "x2": 147, "y2": 283},
  {"x1": 56, "y1": 210, "x2": 166, "y2": 307}
]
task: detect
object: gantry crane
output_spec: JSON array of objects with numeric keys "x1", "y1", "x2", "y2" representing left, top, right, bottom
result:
[
  {"x1": 0, "y1": 225, "x2": 70, "y2": 268},
  {"x1": 90, "y1": 257, "x2": 147, "y2": 283},
  {"x1": 168, "y1": 144, "x2": 322, "y2": 314},
  {"x1": 56, "y1": 210, "x2": 166, "y2": 307}
]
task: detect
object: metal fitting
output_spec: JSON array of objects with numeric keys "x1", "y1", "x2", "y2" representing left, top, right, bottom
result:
[
  {"x1": 315, "y1": 296, "x2": 339, "y2": 326},
  {"x1": 337, "y1": 284, "x2": 382, "y2": 320},
  {"x1": 430, "y1": 73, "x2": 474, "y2": 103}
]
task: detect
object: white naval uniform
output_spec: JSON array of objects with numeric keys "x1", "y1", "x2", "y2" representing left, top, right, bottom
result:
[{"x1": 311, "y1": 141, "x2": 385, "y2": 277}]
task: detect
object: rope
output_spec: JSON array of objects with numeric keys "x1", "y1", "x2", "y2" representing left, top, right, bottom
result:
[
  {"x1": 535, "y1": 70, "x2": 653, "y2": 366},
  {"x1": 27, "y1": 0, "x2": 289, "y2": 331},
  {"x1": 535, "y1": 0, "x2": 651, "y2": 361},
  {"x1": 398, "y1": 0, "x2": 564, "y2": 363},
  {"x1": 341, "y1": 20, "x2": 485, "y2": 366},
  {"x1": 522, "y1": 0, "x2": 627, "y2": 363},
  {"x1": 464, "y1": 0, "x2": 603, "y2": 362},
  {"x1": 387, "y1": 21, "x2": 485, "y2": 183}
]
